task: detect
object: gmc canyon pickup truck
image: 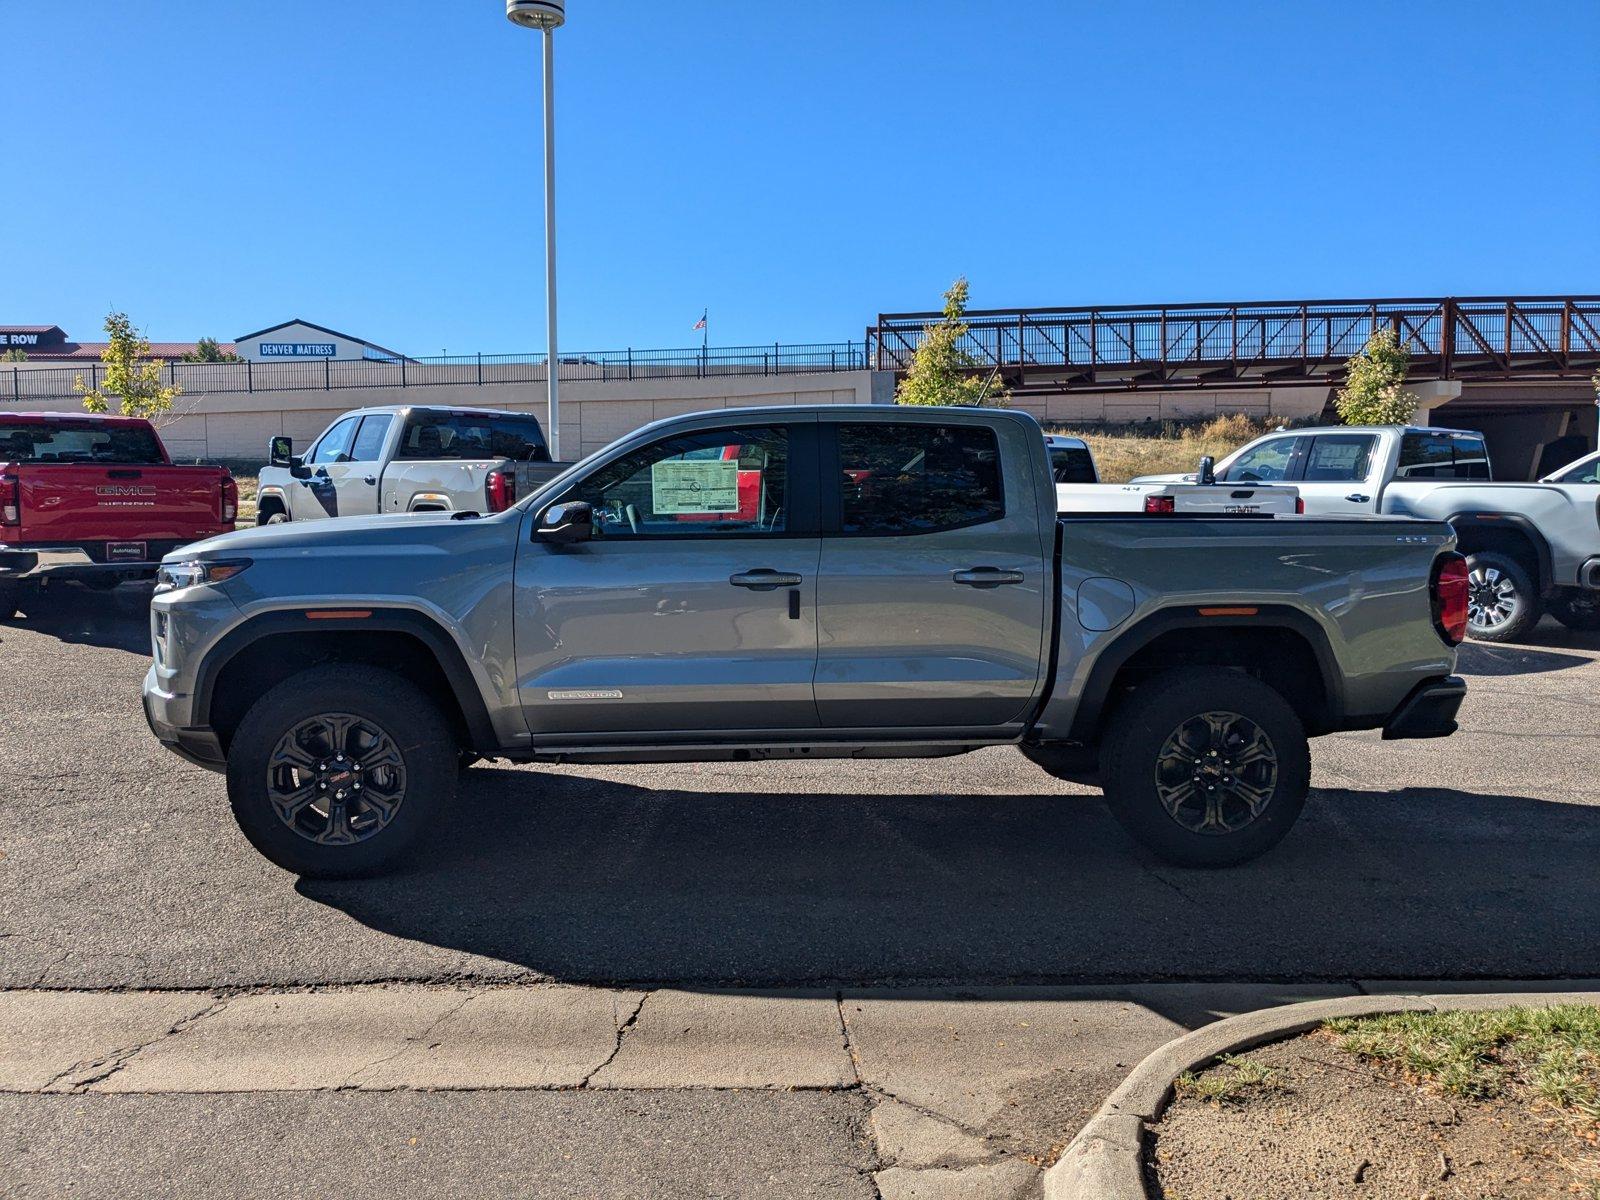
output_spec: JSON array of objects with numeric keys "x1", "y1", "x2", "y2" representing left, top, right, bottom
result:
[
  {"x1": 256, "y1": 404, "x2": 569, "y2": 523},
  {"x1": 142, "y1": 405, "x2": 1468, "y2": 878},
  {"x1": 1136, "y1": 424, "x2": 1600, "y2": 641},
  {"x1": 0, "y1": 412, "x2": 237, "y2": 619}
]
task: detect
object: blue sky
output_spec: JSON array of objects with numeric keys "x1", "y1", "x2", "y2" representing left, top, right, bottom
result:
[{"x1": 6, "y1": 1, "x2": 1597, "y2": 356}]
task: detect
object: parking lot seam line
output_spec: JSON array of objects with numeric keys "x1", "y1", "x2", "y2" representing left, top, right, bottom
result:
[
  {"x1": 50, "y1": 994, "x2": 231, "y2": 1093},
  {"x1": 579, "y1": 990, "x2": 651, "y2": 1088},
  {"x1": 336, "y1": 989, "x2": 480, "y2": 1090}
]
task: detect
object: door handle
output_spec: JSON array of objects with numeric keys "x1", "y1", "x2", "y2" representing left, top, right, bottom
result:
[
  {"x1": 1345, "y1": 493, "x2": 1370, "y2": 503},
  {"x1": 729, "y1": 569, "x2": 802, "y2": 591},
  {"x1": 953, "y1": 567, "x2": 1025, "y2": 588},
  {"x1": 363, "y1": 475, "x2": 377, "y2": 485}
]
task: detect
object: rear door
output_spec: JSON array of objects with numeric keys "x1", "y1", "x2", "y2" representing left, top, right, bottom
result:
[
  {"x1": 814, "y1": 418, "x2": 1050, "y2": 729},
  {"x1": 1288, "y1": 433, "x2": 1380, "y2": 514}
]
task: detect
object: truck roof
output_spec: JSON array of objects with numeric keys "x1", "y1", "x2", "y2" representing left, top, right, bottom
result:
[
  {"x1": 337, "y1": 403, "x2": 548, "y2": 420},
  {"x1": 0, "y1": 411, "x2": 156, "y2": 428},
  {"x1": 1281, "y1": 423, "x2": 1483, "y2": 437}
]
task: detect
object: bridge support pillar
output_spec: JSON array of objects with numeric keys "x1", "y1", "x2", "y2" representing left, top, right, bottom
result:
[{"x1": 1408, "y1": 380, "x2": 1463, "y2": 426}]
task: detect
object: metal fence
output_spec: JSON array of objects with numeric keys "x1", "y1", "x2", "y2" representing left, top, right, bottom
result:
[
  {"x1": 868, "y1": 297, "x2": 1600, "y2": 390},
  {"x1": 4, "y1": 341, "x2": 871, "y2": 403}
]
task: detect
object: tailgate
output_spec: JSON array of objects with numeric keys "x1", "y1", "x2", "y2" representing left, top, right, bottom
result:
[{"x1": 15, "y1": 465, "x2": 224, "y2": 544}]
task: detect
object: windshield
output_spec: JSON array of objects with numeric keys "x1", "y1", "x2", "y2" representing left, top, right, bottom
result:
[{"x1": 0, "y1": 422, "x2": 165, "y2": 464}]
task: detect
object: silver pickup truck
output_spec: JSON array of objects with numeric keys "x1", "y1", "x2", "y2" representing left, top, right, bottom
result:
[
  {"x1": 257, "y1": 404, "x2": 569, "y2": 523},
  {"x1": 142, "y1": 405, "x2": 1468, "y2": 878},
  {"x1": 1137, "y1": 424, "x2": 1600, "y2": 641}
]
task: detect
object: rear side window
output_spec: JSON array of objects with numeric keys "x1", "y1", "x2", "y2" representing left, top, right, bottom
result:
[
  {"x1": 0, "y1": 422, "x2": 163, "y2": 464},
  {"x1": 836, "y1": 423, "x2": 1003, "y2": 535},
  {"x1": 398, "y1": 411, "x2": 550, "y2": 462},
  {"x1": 1301, "y1": 434, "x2": 1376, "y2": 482},
  {"x1": 1049, "y1": 445, "x2": 1097, "y2": 483},
  {"x1": 349, "y1": 415, "x2": 393, "y2": 462},
  {"x1": 1398, "y1": 432, "x2": 1491, "y2": 480},
  {"x1": 1557, "y1": 455, "x2": 1600, "y2": 484}
]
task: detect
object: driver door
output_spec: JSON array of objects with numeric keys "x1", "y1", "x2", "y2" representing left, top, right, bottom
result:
[
  {"x1": 513, "y1": 420, "x2": 822, "y2": 738},
  {"x1": 289, "y1": 414, "x2": 359, "y2": 519}
]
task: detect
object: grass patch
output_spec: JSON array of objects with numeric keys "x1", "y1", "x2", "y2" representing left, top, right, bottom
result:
[
  {"x1": 1042, "y1": 413, "x2": 1275, "y2": 483},
  {"x1": 1326, "y1": 1004, "x2": 1600, "y2": 1123},
  {"x1": 1173, "y1": 1053, "x2": 1279, "y2": 1106}
]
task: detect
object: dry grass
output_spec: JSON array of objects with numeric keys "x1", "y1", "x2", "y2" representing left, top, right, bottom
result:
[{"x1": 1043, "y1": 413, "x2": 1275, "y2": 483}]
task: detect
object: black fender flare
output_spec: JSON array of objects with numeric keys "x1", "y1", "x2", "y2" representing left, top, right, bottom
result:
[
  {"x1": 194, "y1": 607, "x2": 498, "y2": 749},
  {"x1": 1444, "y1": 512, "x2": 1553, "y2": 594},
  {"x1": 1065, "y1": 604, "x2": 1345, "y2": 741}
]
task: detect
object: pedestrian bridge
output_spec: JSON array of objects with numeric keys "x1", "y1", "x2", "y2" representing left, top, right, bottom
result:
[{"x1": 868, "y1": 296, "x2": 1600, "y2": 394}]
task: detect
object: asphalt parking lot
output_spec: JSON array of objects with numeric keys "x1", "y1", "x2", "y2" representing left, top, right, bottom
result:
[
  {"x1": 2, "y1": 585, "x2": 1598, "y2": 993},
  {"x1": 2, "y1": 585, "x2": 1597, "y2": 1198}
]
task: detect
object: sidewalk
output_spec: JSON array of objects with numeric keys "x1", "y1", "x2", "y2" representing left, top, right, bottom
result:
[{"x1": 16, "y1": 979, "x2": 1551, "y2": 1199}]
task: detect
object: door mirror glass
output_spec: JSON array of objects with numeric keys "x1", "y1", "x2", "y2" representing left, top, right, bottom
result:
[
  {"x1": 537, "y1": 500, "x2": 594, "y2": 544},
  {"x1": 269, "y1": 435, "x2": 294, "y2": 467}
]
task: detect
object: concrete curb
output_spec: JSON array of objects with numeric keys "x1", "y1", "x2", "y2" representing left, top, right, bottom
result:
[{"x1": 1041, "y1": 989, "x2": 1600, "y2": 1200}]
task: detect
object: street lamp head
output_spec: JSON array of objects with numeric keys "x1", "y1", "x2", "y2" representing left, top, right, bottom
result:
[{"x1": 506, "y1": 0, "x2": 565, "y2": 29}]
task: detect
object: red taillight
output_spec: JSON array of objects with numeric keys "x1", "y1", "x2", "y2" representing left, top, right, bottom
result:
[
  {"x1": 1295, "y1": 496, "x2": 1306, "y2": 514},
  {"x1": 220, "y1": 474, "x2": 239, "y2": 524},
  {"x1": 0, "y1": 472, "x2": 18, "y2": 527},
  {"x1": 1432, "y1": 552, "x2": 1469, "y2": 645},
  {"x1": 1143, "y1": 495, "x2": 1176, "y2": 514},
  {"x1": 486, "y1": 468, "x2": 516, "y2": 513}
]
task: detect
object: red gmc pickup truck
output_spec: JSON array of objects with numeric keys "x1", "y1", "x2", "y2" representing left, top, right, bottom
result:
[{"x1": 0, "y1": 413, "x2": 237, "y2": 618}]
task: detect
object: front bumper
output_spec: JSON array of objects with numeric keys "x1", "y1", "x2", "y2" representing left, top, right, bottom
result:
[
  {"x1": 142, "y1": 669, "x2": 227, "y2": 772},
  {"x1": 0, "y1": 546, "x2": 159, "y2": 583},
  {"x1": 1381, "y1": 675, "x2": 1467, "y2": 740}
]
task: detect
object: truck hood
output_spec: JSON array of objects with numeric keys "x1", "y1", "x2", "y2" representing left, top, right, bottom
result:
[{"x1": 166, "y1": 511, "x2": 513, "y2": 561}]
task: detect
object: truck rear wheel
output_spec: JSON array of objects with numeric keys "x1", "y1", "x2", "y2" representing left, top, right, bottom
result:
[
  {"x1": 1099, "y1": 668, "x2": 1310, "y2": 867},
  {"x1": 225, "y1": 665, "x2": 458, "y2": 878},
  {"x1": 1548, "y1": 590, "x2": 1600, "y2": 632},
  {"x1": 1463, "y1": 551, "x2": 1541, "y2": 643}
]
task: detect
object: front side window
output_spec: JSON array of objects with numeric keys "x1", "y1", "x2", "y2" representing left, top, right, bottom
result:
[
  {"x1": 398, "y1": 411, "x2": 550, "y2": 462},
  {"x1": 1222, "y1": 436, "x2": 1301, "y2": 483},
  {"x1": 1302, "y1": 435, "x2": 1376, "y2": 482},
  {"x1": 0, "y1": 422, "x2": 163, "y2": 464},
  {"x1": 837, "y1": 423, "x2": 1003, "y2": 535},
  {"x1": 307, "y1": 416, "x2": 359, "y2": 465},
  {"x1": 561, "y1": 426, "x2": 788, "y2": 537},
  {"x1": 1558, "y1": 454, "x2": 1600, "y2": 484},
  {"x1": 349, "y1": 415, "x2": 393, "y2": 462}
]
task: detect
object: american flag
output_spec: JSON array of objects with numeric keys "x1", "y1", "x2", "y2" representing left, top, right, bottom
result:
[{"x1": 693, "y1": 311, "x2": 706, "y2": 331}]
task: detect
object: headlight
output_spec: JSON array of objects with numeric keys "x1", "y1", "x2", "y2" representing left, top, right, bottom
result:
[{"x1": 155, "y1": 558, "x2": 252, "y2": 593}]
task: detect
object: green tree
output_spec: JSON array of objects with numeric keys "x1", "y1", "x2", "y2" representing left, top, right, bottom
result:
[
  {"x1": 1335, "y1": 327, "x2": 1418, "y2": 425},
  {"x1": 0, "y1": 349, "x2": 26, "y2": 362},
  {"x1": 181, "y1": 336, "x2": 242, "y2": 363},
  {"x1": 894, "y1": 277, "x2": 1009, "y2": 407},
  {"x1": 75, "y1": 311, "x2": 183, "y2": 421}
]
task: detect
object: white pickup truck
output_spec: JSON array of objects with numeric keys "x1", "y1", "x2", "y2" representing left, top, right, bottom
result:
[
  {"x1": 257, "y1": 405, "x2": 570, "y2": 524},
  {"x1": 1137, "y1": 424, "x2": 1600, "y2": 641},
  {"x1": 1047, "y1": 434, "x2": 1300, "y2": 515}
]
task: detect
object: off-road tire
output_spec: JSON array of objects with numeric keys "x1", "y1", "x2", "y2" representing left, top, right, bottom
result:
[
  {"x1": 225, "y1": 665, "x2": 458, "y2": 878},
  {"x1": 1099, "y1": 667, "x2": 1310, "y2": 867},
  {"x1": 1463, "y1": 550, "x2": 1541, "y2": 643},
  {"x1": 261, "y1": 510, "x2": 290, "y2": 526},
  {"x1": 1548, "y1": 589, "x2": 1600, "y2": 632}
]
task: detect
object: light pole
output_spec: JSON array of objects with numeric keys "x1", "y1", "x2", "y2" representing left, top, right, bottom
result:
[{"x1": 506, "y1": 0, "x2": 566, "y2": 460}]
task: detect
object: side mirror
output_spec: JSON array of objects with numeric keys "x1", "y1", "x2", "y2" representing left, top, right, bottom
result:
[
  {"x1": 1197, "y1": 455, "x2": 1216, "y2": 486},
  {"x1": 536, "y1": 500, "x2": 593, "y2": 545},
  {"x1": 268, "y1": 436, "x2": 294, "y2": 467}
]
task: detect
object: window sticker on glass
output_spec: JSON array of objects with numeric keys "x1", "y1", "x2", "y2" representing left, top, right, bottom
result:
[{"x1": 651, "y1": 459, "x2": 741, "y2": 513}]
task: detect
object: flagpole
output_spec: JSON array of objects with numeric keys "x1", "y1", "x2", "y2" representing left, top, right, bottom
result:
[{"x1": 701, "y1": 308, "x2": 708, "y2": 354}]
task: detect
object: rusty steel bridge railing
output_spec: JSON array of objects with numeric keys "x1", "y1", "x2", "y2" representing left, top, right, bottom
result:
[{"x1": 868, "y1": 296, "x2": 1600, "y2": 391}]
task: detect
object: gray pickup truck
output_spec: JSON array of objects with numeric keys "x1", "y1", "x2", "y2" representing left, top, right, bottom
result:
[
  {"x1": 256, "y1": 404, "x2": 569, "y2": 523},
  {"x1": 142, "y1": 405, "x2": 1468, "y2": 878}
]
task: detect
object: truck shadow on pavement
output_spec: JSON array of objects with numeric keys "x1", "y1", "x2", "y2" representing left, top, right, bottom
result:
[
  {"x1": 296, "y1": 768, "x2": 1600, "y2": 988},
  {"x1": 0, "y1": 585, "x2": 152, "y2": 654},
  {"x1": 1456, "y1": 641, "x2": 1594, "y2": 677}
]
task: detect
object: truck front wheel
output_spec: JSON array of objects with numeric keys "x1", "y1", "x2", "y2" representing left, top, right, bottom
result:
[
  {"x1": 1099, "y1": 668, "x2": 1310, "y2": 867},
  {"x1": 225, "y1": 665, "x2": 458, "y2": 878},
  {"x1": 1463, "y1": 551, "x2": 1540, "y2": 642}
]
